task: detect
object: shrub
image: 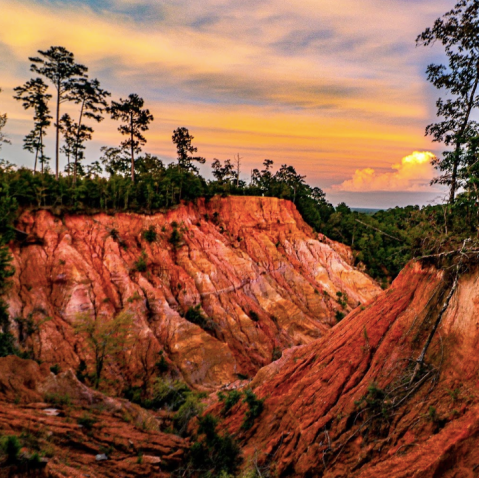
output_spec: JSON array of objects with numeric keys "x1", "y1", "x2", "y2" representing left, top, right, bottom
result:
[
  {"x1": 149, "y1": 377, "x2": 190, "y2": 411},
  {"x1": 134, "y1": 251, "x2": 148, "y2": 272},
  {"x1": 242, "y1": 389, "x2": 264, "y2": 430},
  {"x1": 188, "y1": 414, "x2": 242, "y2": 476},
  {"x1": 335, "y1": 310, "x2": 345, "y2": 322},
  {"x1": 142, "y1": 225, "x2": 157, "y2": 243},
  {"x1": 185, "y1": 305, "x2": 216, "y2": 332},
  {"x1": 174, "y1": 393, "x2": 205, "y2": 436},
  {"x1": 155, "y1": 351, "x2": 169, "y2": 374},
  {"x1": 168, "y1": 228, "x2": 182, "y2": 248},
  {"x1": 2, "y1": 435, "x2": 21, "y2": 463},
  {"x1": 218, "y1": 389, "x2": 242, "y2": 416}
]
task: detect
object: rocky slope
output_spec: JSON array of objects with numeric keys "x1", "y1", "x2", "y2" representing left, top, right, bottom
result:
[
  {"x1": 219, "y1": 259, "x2": 479, "y2": 477},
  {"x1": 6, "y1": 196, "x2": 380, "y2": 390},
  {"x1": 0, "y1": 355, "x2": 186, "y2": 477}
]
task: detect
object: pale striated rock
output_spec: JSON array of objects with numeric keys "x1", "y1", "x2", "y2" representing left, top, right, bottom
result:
[{"x1": 7, "y1": 197, "x2": 380, "y2": 389}]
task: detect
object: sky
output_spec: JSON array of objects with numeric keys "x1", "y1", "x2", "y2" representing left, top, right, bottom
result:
[{"x1": 0, "y1": 0, "x2": 455, "y2": 208}]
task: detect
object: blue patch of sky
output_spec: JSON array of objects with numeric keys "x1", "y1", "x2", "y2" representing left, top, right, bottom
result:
[{"x1": 34, "y1": 0, "x2": 165, "y2": 23}]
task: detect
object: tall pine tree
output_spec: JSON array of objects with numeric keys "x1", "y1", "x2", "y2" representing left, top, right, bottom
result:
[{"x1": 29, "y1": 46, "x2": 87, "y2": 179}]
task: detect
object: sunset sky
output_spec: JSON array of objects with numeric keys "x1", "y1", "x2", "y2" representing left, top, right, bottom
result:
[{"x1": 0, "y1": 0, "x2": 454, "y2": 207}]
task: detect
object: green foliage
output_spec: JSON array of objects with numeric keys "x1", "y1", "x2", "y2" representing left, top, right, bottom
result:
[
  {"x1": 134, "y1": 251, "x2": 148, "y2": 272},
  {"x1": 0, "y1": 193, "x2": 18, "y2": 358},
  {"x1": 174, "y1": 393, "x2": 205, "y2": 436},
  {"x1": 218, "y1": 389, "x2": 242, "y2": 416},
  {"x1": 417, "y1": 1, "x2": 479, "y2": 203},
  {"x1": 185, "y1": 305, "x2": 216, "y2": 333},
  {"x1": 74, "y1": 311, "x2": 134, "y2": 389},
  {"x1": 355, "y1": 383, "x2": 389, "y2": 419},
  {"x1": 2, "y1": 435, "x2": 21, "y2": 463},
  {"x1": 142, "y1": 225, "x2": 157, "y2": 243},
  {"x1": 155, "y1": 352, "x2": 169, "y2": 374},
  {"x1": 168, "y1": 227, "x2": 182, "y2": 248},
  {"x1": 242, "y1": 389, "x2": 264, "y2": 430},
  {"x1": 187, "y1": 414, "x2": 242, "y2": 477},
  {"x1": 336, "y1": 291, "x2": 348, "y2": 309},
  {"x1": 335, "y1": 311, "x2": 345, "y2": 322},
  {"x1": 149, "y1": 377, "x2": 191, "y2": 411}
]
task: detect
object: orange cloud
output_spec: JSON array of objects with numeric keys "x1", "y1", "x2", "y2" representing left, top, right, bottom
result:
[{"x1": 333, "y1": 151, "x2": 438, "y2": 192}]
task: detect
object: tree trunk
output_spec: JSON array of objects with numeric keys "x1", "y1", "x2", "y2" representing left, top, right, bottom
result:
[
  {"x1": 130, "y1": 113, "x2": 135, "y2": 183},
  {"x1": 74, "y1": 100, "x2": 85, "y2": 185},
  {"x1": 55, "y1": 82, "x2": 60, "y2": 180},
  {"x1": 450, "y1": 67, "x2": 479, "y2": 204}
]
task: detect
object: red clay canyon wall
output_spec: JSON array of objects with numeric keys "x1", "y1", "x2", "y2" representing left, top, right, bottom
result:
[
  {"x1": 6, "y1": 197, "x2": 380, "y2": 389},
  {"x1": 220, "y1": 260, "x2": 479, "y2": 477}
]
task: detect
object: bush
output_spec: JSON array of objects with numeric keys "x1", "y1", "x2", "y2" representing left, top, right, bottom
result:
[
  {"x1": 185, "y1": 305, "x2": 216, "y2": 333},
  {"x1": 168, "y1": 228, "x2": 182, "y2": 248},
  {"x1": 335, "y1": 310, "x2": 345, "y2": 322},
  {"x1": 149, "y1": 377, "x2": 190, "y2": 411},
  {"x1": 155, "y1": 352, "x2": 169, "y2": 374},
  {"x1": 142, "y1": 225, "x2": 157, "y2": 243},
  {"x1": 2, "y1": 435, "x2": 21, "y2": 463},
  {"x1": 174, "y1": 393, "x2": 205, "y2": 436},
  {"x1": 218, "y1": 389, "x2": 242, "y2": 416},
  {"x1": 134, "y1": 251, "x2": 148, "y2": 272},
  {"x1": 188, "y1": 414, "x2": 242, "y2": 476},
  {"x1": 242, "y1": 389, "x2": 264, "y2": 430}
]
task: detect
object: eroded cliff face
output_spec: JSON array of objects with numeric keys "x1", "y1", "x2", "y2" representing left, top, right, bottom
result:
[
  {"x1": 6, "y1": 196, "x2": 380, "y2": 389},
  {"x1": 220, "y1": 260, "x2": 479, "y2": 477}
]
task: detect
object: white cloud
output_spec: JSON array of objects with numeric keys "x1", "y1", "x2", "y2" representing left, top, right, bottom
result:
[{"x1": 333, "y1": 151, "x2": 438, "y2": 192}]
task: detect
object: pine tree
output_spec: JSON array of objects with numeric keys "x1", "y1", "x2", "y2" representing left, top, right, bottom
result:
[
  {"x1": 29, "y1": 46, "x2": 88, "y2": 179},
  {"x1": 13, "y1": 78, "x2": 52, "y2": 173},
  {"x1": 109, "y1": 94, "x2": 154, "y2": 183},
  {"x1": 67, "y1": 78, "x2": 110, "y2": 181},
  {"x1": 172, "y1": 127, "x2": 205, "y2": 174}
]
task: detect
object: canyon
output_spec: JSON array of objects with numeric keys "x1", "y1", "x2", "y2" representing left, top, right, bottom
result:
[
  {"x1": 2, "y1": 197, "x2": 478, "y2": 477},
  {"x1": 6, "y1": 196, "x2": 380, "y2": 389}
]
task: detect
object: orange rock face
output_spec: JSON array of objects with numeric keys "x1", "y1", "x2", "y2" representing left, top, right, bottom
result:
[
  {"x1": 6, "y1": 197, "x2": 380, "y2": 389},
  {"x1": 220, "y1": 261, "x2": 479, "y2": 477}
]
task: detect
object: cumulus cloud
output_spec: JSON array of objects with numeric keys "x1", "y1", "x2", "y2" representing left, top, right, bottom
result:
[{"x1": 333, "y1": 151, "x2": 438, "y2": 192}]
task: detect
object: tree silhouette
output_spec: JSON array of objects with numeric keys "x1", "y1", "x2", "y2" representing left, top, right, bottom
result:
[
  {"x1": 109, "y1": 94, "x2": 154, "y2": 183},
  {"x1": 172, "y1": 127, "x2": 205, "y2": 173},
  {"x1": 67, "y1": 78, "x2": 110, "y2": 182},
  {"x1": 0, "y1": 89, "x2": 11, "y2": 152},
  {"x1": 29, "y1": 46, "x2": 88, "y2": 179},
  {"x1": 59, "y1": 113, "x2": 93, "y2": 176},
  {"x1": 417, "y1": 0, "x2": 479, "y2": 203},
  {"x1": 13, "y1": 78, "x2": 52, "y2": 173}
]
